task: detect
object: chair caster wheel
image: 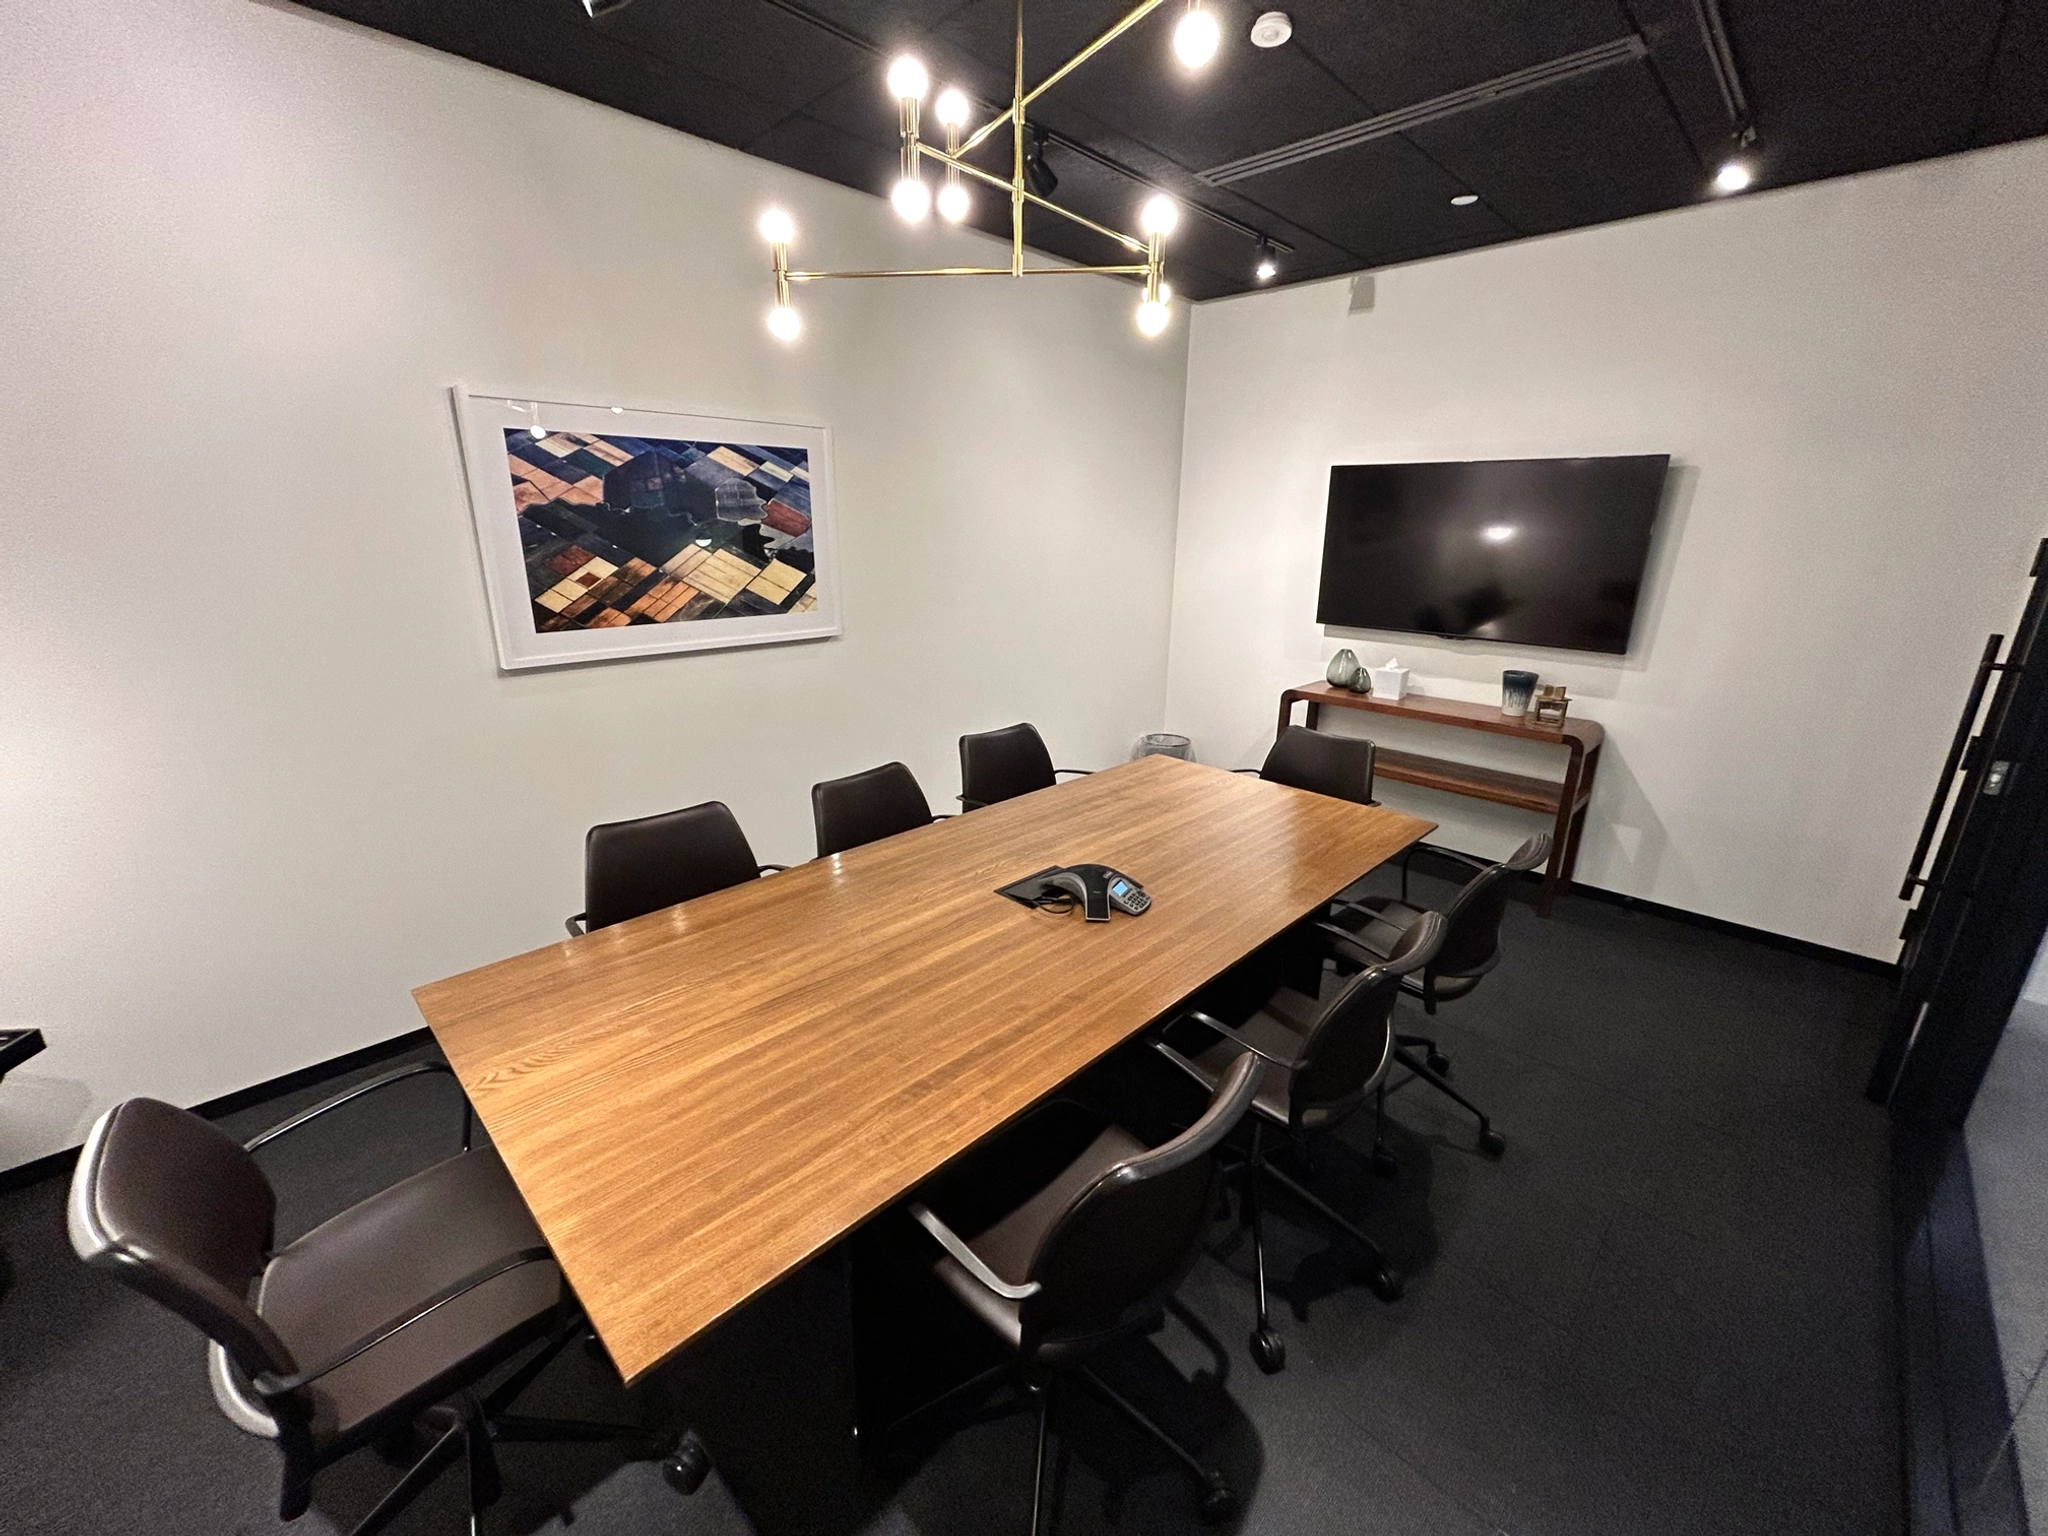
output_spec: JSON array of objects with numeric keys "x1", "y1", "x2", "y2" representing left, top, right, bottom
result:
[
  {"x1": 1198, "y1": 1470, "x2": 1237, "y2": 1522},
  {"x1": 1367, "y1": 1266, "x2": 1405, "y2": 1303},
  {"x1": 1250, "y1": 1327, "x2": 1286, "y2": 1374},
  {"x1": 1479, "y1": 1128, "x2": 1506, "y2": 1158},
  {"x1": 1426, "y1": 1051, "x2": 1451, "y2": 1075},
  {"x1": 662, "y1": 1431, "x2": 712, "y2": 1496},
  {"x1": 1370, "y1": 1146, "x2": 1400, "y2": 1177}
]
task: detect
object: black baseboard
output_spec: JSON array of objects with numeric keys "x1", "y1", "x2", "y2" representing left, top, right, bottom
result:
[
  {"x1": 1392, "y1": 841, "x2": 1898, "y2": 977},
  {"x1": 1563, "y1": 880, "x2": 1899, "y2": 977},
  {"x1": 1894, "y1": 1122, "x2": 2031, "y2": 1536},
  {"x1": 0, "y1": 1028, "x2": 434, "y2": 1195}
]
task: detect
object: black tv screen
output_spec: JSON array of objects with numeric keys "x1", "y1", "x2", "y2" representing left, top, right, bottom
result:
[{"x1": 1316, "y1": 455, "x2": 1669, "y2": 655}]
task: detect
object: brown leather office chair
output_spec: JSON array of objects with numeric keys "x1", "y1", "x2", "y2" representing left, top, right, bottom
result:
[
  {"x1": 900, "y1": 1052, "x2": 1264, "y2": 1528},
  {"x1": 68, "y1": 1063, "x2": 707, "y2": 1535},
  {"x1": 811, "y1": 761, "x2": 938, "y2": 857},
  {"x1": 1324, "y1": 833, "x2": 1551, "y2": 1163},
  {"x1": 567, "y1": 799, "x2": 786, "y2": 936},
  {"x1": 1239, "y1": 724, "x2": 1377, "y2": 805},
  {"x1": 1162, "y1": 911, "x2": 1445, "y2": 1374},
  {"x1": 957, "y1": 723, "x2": 1090, "y2": 810}
]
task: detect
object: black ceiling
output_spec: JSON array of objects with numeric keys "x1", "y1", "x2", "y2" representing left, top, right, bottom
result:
[{"x1": 297, "y1": 0, "x2": 2048, "y2": 299}]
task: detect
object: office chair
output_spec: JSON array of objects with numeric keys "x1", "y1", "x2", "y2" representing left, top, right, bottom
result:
[
  {"x1": 811, "y1": 761, "x2": 939, "y2": 857},
  {"x1": 1325, "y1": 832, "x2": 1552, "y2": 1164},
  {"x1": 68, "y1": 1064, "x2": 709, "y2": 1536},
  {"x1": 1161, "y1": 911, "x2": 1445, "y2": 1374},
  {"x1": 1235, "y1": 724, "x2": 1377, "y2": 805},
  {"x1": 566, "y1": 799, "x2": 786, "y2": 936},
  {"x1": 897, "y1": 1052, "x2": 1264, "y2": 1529},
  {"x1": 957, "y1": 722, "x2": 1090, "y2": 810}
]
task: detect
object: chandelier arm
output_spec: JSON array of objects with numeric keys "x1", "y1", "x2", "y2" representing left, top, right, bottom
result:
[
  {"x1": 1020, "y1": 0, "x2": 1170, "y2": 110},
  {"x1": 955, "y1": 0, "x2": 1169, "y2": 158},
  {"x1": 785, "y1": 264, "x2": 1151, "y2": 280},
  {"x1": 915, "y1": 142, "x2": 1151, "y2": 255}
]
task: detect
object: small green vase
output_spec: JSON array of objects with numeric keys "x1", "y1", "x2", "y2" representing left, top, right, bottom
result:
[{"x1": 1326, "y1": 649, "x2": 1361, "y2": 690}]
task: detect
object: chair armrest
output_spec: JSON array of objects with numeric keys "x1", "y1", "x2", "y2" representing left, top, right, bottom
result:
[
  {"x1": 1175, "y1": 1011, "x2": 1308, "y2": 1073},
  {"x1": 1397, "y1": 840, "x2": 1491, "y2": 901},
  {"x1": 565, "y1": 913, "x2": 587, "y2": 938},
  {"x1": 252, "y1": 1246, "x2": 556, "y2": 1399},
  {"x1": 244, "y1": 1061, "x2": 472, "y2": 1155},
  {"x1": 757, "y1": 864, "x2": 790, "y2": 875},
  {"x1": 907, "y1": 1203, "x2": 1041, "y2": 1301}
]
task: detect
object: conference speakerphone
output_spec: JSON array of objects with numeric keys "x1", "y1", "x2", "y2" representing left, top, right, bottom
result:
[{"x1": 997, "y1": 864, "x2": 1150, "y2": 922}]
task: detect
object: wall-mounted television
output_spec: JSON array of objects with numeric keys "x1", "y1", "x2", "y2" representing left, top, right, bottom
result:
[{"x1": 1316, "y1": 455, "x2": 1670, "y2": 656}]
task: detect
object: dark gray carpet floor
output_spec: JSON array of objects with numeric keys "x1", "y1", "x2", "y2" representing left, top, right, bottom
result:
[{"x1": 0, "y1": 868, "x2": 1901, "y2": 1535}]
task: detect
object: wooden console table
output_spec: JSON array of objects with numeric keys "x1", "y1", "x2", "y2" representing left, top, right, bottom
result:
[{"x1": 1278, "y1": 681, "x2": 1603, "y2": 916}]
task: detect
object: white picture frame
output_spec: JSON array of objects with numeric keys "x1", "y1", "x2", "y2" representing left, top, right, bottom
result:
[{"x1": 452, "y1": 388, "x2": 842, "y2": 670}]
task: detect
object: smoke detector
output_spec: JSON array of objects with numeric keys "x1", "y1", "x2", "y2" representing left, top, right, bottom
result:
[{"x1": 1250, "y1": 11, "x2": 1292, "y2": 48}]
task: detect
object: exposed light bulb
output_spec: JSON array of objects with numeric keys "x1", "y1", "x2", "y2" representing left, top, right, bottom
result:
[
  {"x1": 1255, "y1": 255, "x2": 1277, "y2": 281},
  {"x1": 758, "y1": 207, "x2": 795, "y2": 245},
  {"x1": 890, "y1": 176, "x2": 931, "y2": 222},
  {"x1": 1173, "y1": 4, "x2": 1221, "y2": 68},
  {"x1": 1158, "y1": 281, "x2": 1174, "y2": 305},
  {"x1": 1713, "y1": 159, "x2": 1753, "y2": 194},
  {"x1": 1140, "y1": 194, "x2": 1180, "y2": 237},
  {"x1": 936, "y1": 181, "x2": 971, "y2": 223},
  {"x1": 1450, "y1": 193, "x2": 1479, "y2": 207},
  {"x1": 934, "y1": 88, "x2": 971, "y2": 130},
  {"x1": 766, "y1": 303, "x2": 801, "y2": 341},
  {"x1": 1481, "y1": 524, "x2": 1516, "y2": 543},
  {"x1": 1135, "y1": 298, "x2": 1171, "y2": 337},
  {"x1": 886, "y1": 55, "x2": 929, "y2": 101}
]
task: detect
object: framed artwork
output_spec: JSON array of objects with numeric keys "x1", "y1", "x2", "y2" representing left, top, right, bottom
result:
[{"x1": 452, "y1": 389, "x2": 841, "y2": 670}]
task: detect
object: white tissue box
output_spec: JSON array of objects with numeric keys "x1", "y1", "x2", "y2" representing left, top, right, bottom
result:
[{"x1": 1368, "y1": 661, "x2": 1409, "y2": 700}]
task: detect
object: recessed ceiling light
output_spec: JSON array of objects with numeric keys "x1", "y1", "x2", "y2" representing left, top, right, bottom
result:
[
  {"x1": 1451, "y1": 193, "x2": 1479, "y2": 206},
  {"x1": 1250, "y1": 11, "x2": 1292, "y2": 47},
  {"x1": 1173, "y1": 3, "x2": 1221, "y2": 69}
]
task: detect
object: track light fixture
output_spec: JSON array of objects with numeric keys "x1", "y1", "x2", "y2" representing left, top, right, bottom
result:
[
  {"x1": 1713, "y1": 157, "x2": 1753, "y2": 194},
  {"x1": 1254, "y1": 239, "x2": 1278, "y2": 281},
  {"x1": 758, "y1": 2, "x2": 1204, "y2": 344}
]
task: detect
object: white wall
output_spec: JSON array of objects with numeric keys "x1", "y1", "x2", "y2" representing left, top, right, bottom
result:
[
  {"x1": 0, "y1": 0, "x2": 1189, "y2": 1169},
  {"x1": 1164, "y1": 141, "x2": 2048, "y2": 959}
]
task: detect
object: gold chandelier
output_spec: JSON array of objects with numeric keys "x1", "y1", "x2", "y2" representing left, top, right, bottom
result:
[{"x1": 757, "y1": 0, "x2": 1228, "y2": 343}]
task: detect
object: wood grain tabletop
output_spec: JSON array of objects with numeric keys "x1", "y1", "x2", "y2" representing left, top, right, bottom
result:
[{"x1": 413, "y1": 753, "x2": 1433, "y2": 1381}]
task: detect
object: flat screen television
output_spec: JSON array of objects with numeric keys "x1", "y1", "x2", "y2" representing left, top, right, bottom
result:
[{"x1": 1316, "y1": 455, "x2": 1670, "y2": 655}]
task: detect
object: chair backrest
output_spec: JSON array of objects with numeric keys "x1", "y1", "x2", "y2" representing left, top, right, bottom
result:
[
  {"x1": 959, "y1": 723, "x2": 1057, "y2": 810},
  {"x1": 68, "y1": 1099, "x2": 298, "y2": 1391},
  {"x1": 811, "y1": 761, "x2": 934, "y2": 857},
  {"x1": 1259, "y1": 725, "x2": 1376, "y2": 805},
  {"x1": 1433, "y1": 832, "x2": 1550, "y2": 979},
  {"x1": 583, "y1": 800, "x2": 763, "y2": 931},
  {"x1": 1020, "y1": 1052, "x2": 1262, "y2": 1347},
  {"x1": 1291, "y1": 911, "x2": 1447, "y2": 1128}
]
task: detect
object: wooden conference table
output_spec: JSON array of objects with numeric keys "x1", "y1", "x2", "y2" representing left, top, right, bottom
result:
[{"x1": 413, "y1": 754, "x2": 1432, "y2": 1384}]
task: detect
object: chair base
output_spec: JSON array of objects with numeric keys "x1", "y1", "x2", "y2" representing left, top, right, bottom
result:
[
  {"x1": 878, "y1": 1323, "x2": 1234, "y2": 1533},
  {"x1": 1229, "y1": 1122, "x2": 1403, "y2": 1377},
  {"x1": 339, "y1": 1320, "x2": 706, "y2": 1536}
]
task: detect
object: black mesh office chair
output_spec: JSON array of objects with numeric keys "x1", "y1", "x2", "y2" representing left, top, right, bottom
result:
[
  {"x1": 1235, "y1": 724, "x2": 1377, "y2": 804},
  {"x1": 1325, "y1": 832, "x2": 1552, "y2": 1163},
  {"x1": 567, "y1": 799, "x2": 786, "y2": 936},
  {"x1": 811, "y1": 761, "x2": 939, "y2": 857},
  {"x1": 899, "y1": 1052, "x2": 1264, "y2": 1528},
  {"x1": 1162, "y1": 911, "x2": 1445, "y2": 1374},
  {"x1": 68, "y1": 1065, "x2": 708, "y2": 1535},
  {"x1": 958, "y1": 723, "x2": 1090, "y2": 810}
]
